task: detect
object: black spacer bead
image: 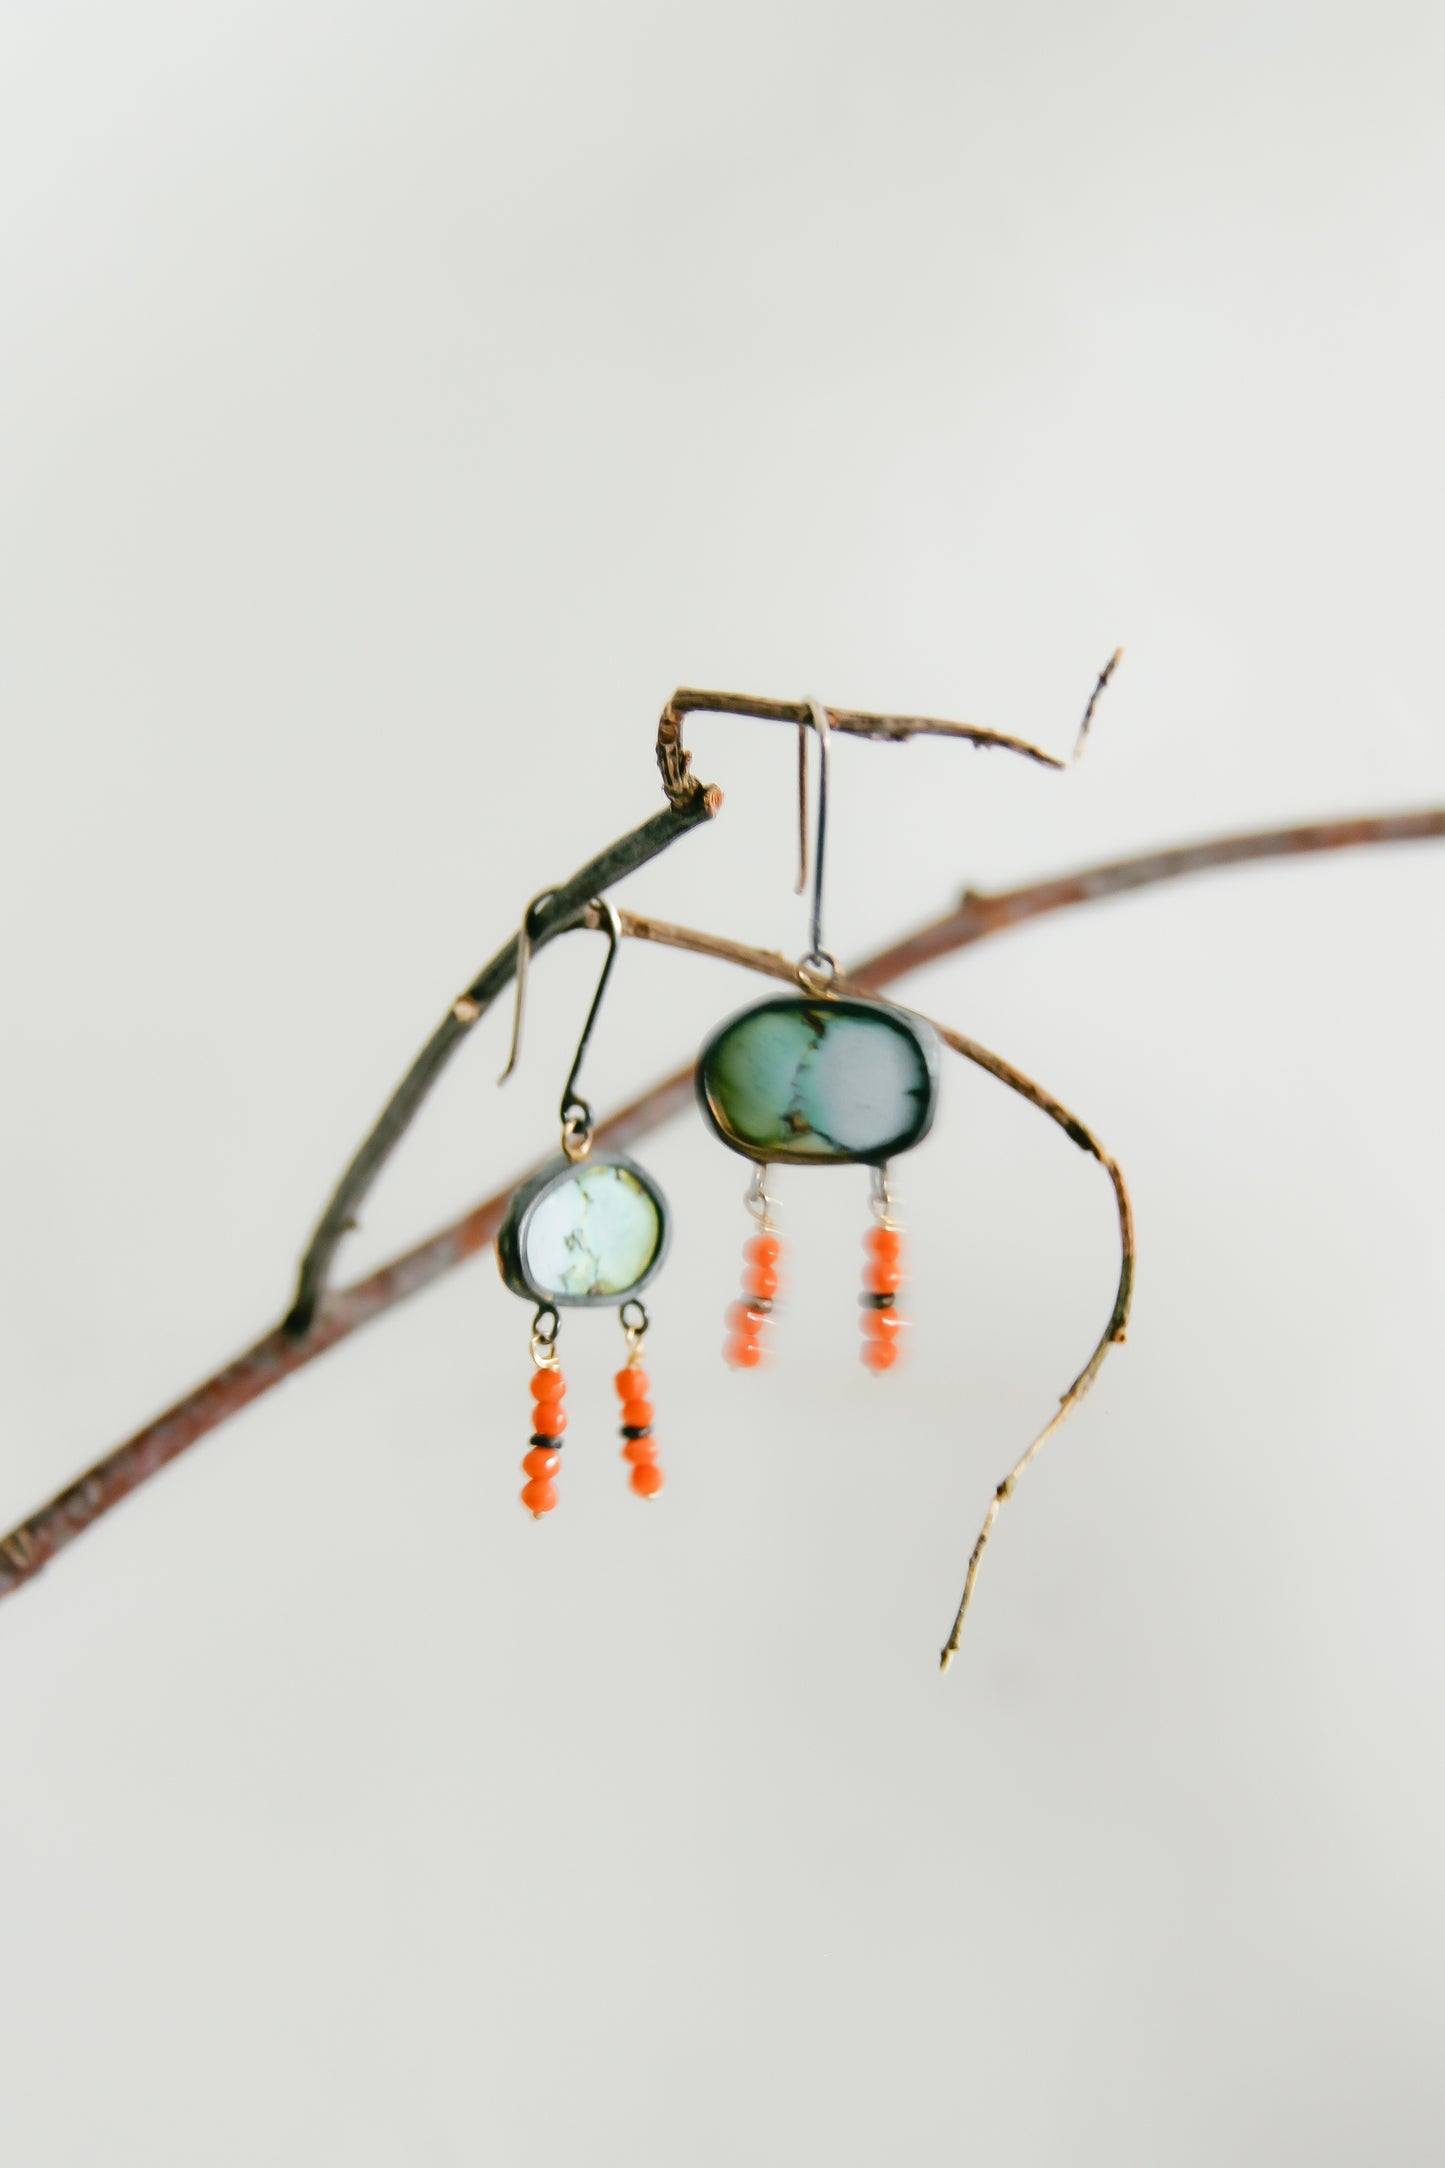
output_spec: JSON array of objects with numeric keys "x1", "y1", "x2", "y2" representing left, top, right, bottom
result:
[
  {"x1": 860, "y1": 1292, "x2": 896, "y2": 1310},
  {"x1": 621, "y1": 1423, "x2": 654, "y2": 1440},
  {"x1": 529, "y1": 1434, "x2": 564, "y2": 1450}
]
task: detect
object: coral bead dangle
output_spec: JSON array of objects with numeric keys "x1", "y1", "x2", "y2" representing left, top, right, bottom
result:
[
  {"x1": 725, "y1": 1164, "x2": 780, "y2": 1369},
  {"x1": 520, "y1": 1307, "x2": 565, "y2": 1516},
  {"x1": 860, "y1": 1165, "x2": 905, "y2": 1373},
  {"x1": 615, "y1": 1300, "x2": 664, "y2": 1499}
]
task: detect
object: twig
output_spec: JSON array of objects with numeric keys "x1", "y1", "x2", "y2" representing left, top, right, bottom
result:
[
  {"x1": 656, "y1": 654, "x2": 1122, "y2": 812},
  {"x1": 1, "y1": 806, "x2": 1439, "y2": 1615},
  {"x1": 1073, "y1": 647, "x2": 1125, "y2": 759},
  {"x1": 926, "y1": 1048, "x2": 1130, "y2": 1670},
  {"x1": 853, "y1": 808, "x2": 1445, "y2": 984}
]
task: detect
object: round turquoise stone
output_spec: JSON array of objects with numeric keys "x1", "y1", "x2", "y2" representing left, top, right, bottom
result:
[
  {"x1": 697, "y1": 995, "x2": 939, "y2": 1165},
  {"x1": 520, "y1": 1161, "x2": 663, "y2": 1299}
]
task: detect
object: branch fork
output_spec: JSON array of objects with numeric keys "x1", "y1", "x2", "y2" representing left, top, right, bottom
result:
[{"x1": 1, "y1": 654, "x2": 1439, "y2": 1673}]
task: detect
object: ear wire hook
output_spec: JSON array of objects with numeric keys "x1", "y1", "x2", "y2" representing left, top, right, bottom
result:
[
  {"x1": 498, "y1": 893, "x2": 623, "y2": 1156},
  {"x1": 797, "y1": 697, "x2": 836, "y2": 992},
  {"x1": 558, "y1": 898, "x2": 622, "y2": 1159},
  {"x1": 795, "y1": 718, "x2": 810, "y2": 896},
  {"x1": 497, "y1": 888, "x2": 557, "y2": 1084}
]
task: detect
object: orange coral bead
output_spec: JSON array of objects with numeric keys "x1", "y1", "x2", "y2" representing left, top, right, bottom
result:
[
  {"x1": 521, "y1": 1477, "x2": 558, "y2": 1514},
  {"x1": 743, "y1": 1264, "x2": 779, "y2": 1300},
  {"x1": 531, "y1": 1369, "x2": 566, "y2": 1402},
  {"x1": 860, "y1": 1307, "x2": 903, "y2": 1339},
  {"x1": 862, "y1": 1338, "x2": 898, "y2": 1372},
  {"x1": 727, "y1": 1301, "x2": 769, "y2": 1333},
  {"x1": 522, "y1": 1444, "x2": 561, "y2": 1478},
  {"x1": 614, "y1": 1367, "x2": 649, "y2": 1399},
  {"x1": 745, "y1": 1234, "x2": 781, "y2": 1266},
  {"x1": 724, "y1": 1335, "x2": 763, "y2": 1369},
  {"x1": 630, "y1": 1461, "x2": 665, "y2": 1499},
  {"x1": 622, "y1": 1435, "x2": 658, "y2": 1465},
  {"x1": 865, "y1": 1226, "x2": 902, "y2": 1263},
  {"x1": 864, "y1": 1261, "x2": 902, "y2": 1294},
  {"x1": 620, "y1": 1396, "x2": 654, "y2": 1428},
  {"x1": 531, "y1": 1402, "x2": 568, "y2": 1438}
]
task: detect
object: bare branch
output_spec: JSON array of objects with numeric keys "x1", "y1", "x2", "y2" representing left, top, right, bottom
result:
[
  {"x1": 855, "y1": 808, "x2": 1445, "y2": 986},
  {"x1": 1072, "y1": 646, "x2": 1125, "y2": 759},
  {"x1": 926, "y1": 1044, "x2": 1131, "y2": 1670},
  {"x1": 655, "y1": 654, "x2": 1123, "y2": 813},
  {"x1": 1, "y1": 804, "x2": 1438, "y2": 1617}
]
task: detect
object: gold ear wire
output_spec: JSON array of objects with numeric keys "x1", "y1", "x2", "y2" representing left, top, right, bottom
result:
[
  {"x1": 797, "y1": 697, "x2": 835, "y2": 989},
  {"x1": 795, "y1": 718, "x2": 809, "y2": 896},
  {"x1": 497, "y1": 888, "x2": 557, "y2": 1084},
  {"x1": 557, "y1": 899, "x2": 621, "y2": 1159}
]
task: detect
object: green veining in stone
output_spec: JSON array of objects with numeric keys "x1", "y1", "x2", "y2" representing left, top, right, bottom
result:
[
  {"x1": 522, "y1": 1161, "x2": 663, "y2": 1299},
  {"x1": 700, "y1": 1000, "x2": 934, "y2": 1162}
]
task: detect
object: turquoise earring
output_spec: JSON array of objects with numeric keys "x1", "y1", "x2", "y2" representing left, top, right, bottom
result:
[
  {"x1": 694, "y1": 702, "x2": 939, "y2": 1369},
  {"x1": 495, "y1": 898, "x2": 669, "y2": 1512}
]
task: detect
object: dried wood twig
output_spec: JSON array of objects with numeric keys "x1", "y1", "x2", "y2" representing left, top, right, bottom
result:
[
  {"x1": 2, "y1": 803, "x2": 1438, "y2": 1639},
  {"x1": 655, "y1": 655, "x2": 1123, "y2": 811}
]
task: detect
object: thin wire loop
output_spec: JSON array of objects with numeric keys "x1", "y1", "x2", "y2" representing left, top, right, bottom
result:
[
  {"x1": 529, "y1": 1304, "x2": 560, "y2": 1367},
  {"x1": 796, "y1": 951, "x2": 838, "y2": 995},
  {"x1": 744, "y1": 1163, "x2": 776, "y2": 1230},
  {"x1": 619, "y1": 1297, "x2": 649, "y2": 1360}
]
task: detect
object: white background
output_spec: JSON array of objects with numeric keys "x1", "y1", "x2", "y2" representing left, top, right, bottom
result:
[{"x1": 3, "y1": 4, "x2": 1443, "y2": 2162}]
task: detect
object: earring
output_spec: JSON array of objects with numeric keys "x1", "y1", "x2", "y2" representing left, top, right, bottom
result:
[
  {"x1": 697, "y1": 701, "x2": 939, "y2": 1370},
  {"x1": 495, "y1": 898, "x2": 671, "y2": 1513}
]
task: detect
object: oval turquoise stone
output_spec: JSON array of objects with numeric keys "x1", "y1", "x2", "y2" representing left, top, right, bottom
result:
[
  {"x1": 696, "y1": 995, "x2": 939, "y2": 1165},
  {"x1": 497, "y1": 1155, "x2": 670, "y2": 1305}
]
